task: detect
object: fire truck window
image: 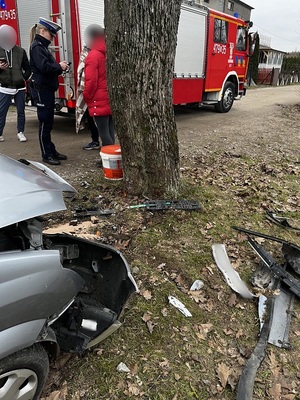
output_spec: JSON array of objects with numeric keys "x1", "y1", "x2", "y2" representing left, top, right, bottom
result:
[
  {"x1": 214, "y1": 19, "x2": 228, "y2": 44},
  {"x1": 236, "y1": 27, "x2": 246, "y2": 51}
]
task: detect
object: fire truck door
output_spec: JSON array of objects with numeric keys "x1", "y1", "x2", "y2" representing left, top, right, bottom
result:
[
  {"x1": 205, "y1": 15, "x2": 230, "y2": 92},
  {"x1": 234, "y1": 25, "x2": 247, "y2": 80}
]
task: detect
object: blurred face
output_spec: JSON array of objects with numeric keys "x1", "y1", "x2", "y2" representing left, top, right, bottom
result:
[
  {"x1": 0, "y1": 25, "x2": 17, "y2": 51},
  {"x1": 84, "y1": 25, "x2": 104, "y2": 48},
  {"x1": 40, "y1": 27, "x2": 55, "y2": 41}
]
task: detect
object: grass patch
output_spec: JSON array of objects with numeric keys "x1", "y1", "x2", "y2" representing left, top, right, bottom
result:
[{"x1": 43, "y1": 150, "x2": 300, "y2": 399}]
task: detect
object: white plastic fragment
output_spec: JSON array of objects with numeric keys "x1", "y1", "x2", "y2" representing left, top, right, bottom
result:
[
  {"x1": 168, "y1": 295, "x2": 192, "y2": 317},
  {"x1": 258, "y1": 294, "x2": 267, "y2": 331},
  {"x1": 116, "y1": 362, "x2": 131, "y2": 373},
  {"x1": 190, "y1": 280, "x2": 204, "y2": 291},
  {"x1": 212, "y1": 244, "x2": 255, "y2": 299},
  {"x1": 81, "y1": 319, "x2": 97, "y2": 331}
]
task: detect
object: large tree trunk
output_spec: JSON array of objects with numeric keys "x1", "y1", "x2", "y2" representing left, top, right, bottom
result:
[{"x1": 104, "y1": 0, "x2": 181, "y2": 196}]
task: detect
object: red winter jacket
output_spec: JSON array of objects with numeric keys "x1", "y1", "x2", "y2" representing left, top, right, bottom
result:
[{"x1": 83, "y1": 37, "x2": 112, "y2": 117}]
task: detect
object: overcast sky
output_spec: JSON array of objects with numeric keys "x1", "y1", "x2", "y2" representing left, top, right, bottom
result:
[{"x1": 244, "y1": 0, "x2": 300, "y2": 52}]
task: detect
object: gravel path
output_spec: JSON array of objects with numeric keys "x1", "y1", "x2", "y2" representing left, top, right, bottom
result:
[{"x1": 1, "y1": 85, "x2": 299, "y2": 179}]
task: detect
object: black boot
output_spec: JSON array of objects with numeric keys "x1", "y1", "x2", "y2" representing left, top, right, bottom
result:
[
  {"x1": 43, "y1": 156, "x2": 61, "y2": 166},
  {"x1": 53, "y1": 152, "x2": 67, "y2": 160}
]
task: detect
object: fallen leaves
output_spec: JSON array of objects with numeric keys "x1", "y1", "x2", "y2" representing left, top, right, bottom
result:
[
  {"x1": 228, "y1": 293, "x2": 237, "y2": 307},
  {"x1": 188, "y1": 290, "x2": 206, "y2": 304},
  {"x1": 139, "y1": 289, "x2": 152, "y2": 300},
  {"x1": 41, "y1": 115, "x2": 300, "y2": 399},
  {"x1": 194, "y1": 323, "x2": 213, "y2": 340},
  {"x1": 216, "y1": 362, "x2": 232, "y2": 389},
  {"x1": 41, "y1": 381, "x2": 68, "y2": 400},
  {"x1": 141, "y1": 312, "x2": 157, "y2": 334}
]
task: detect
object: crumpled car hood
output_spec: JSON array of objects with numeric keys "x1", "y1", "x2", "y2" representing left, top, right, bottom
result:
[{"x1": 0, "y1": 154, "x2": 76, "y2": 228}]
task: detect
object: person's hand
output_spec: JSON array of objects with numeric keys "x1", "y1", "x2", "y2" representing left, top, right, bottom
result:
[
  {"x1": 0, "y1": 61, "x2": 8, "y2": 70},
  {"x1": 60, "y1": 61, "x2": 69, "y2": 71}
]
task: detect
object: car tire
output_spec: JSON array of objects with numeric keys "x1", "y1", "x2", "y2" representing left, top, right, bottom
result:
[
  {"x1": 215, "y1": 81, "x2": 236, "y2": 113},
  {"x1": 0, "y1": 344, "x2": 49, "y2": 400}
]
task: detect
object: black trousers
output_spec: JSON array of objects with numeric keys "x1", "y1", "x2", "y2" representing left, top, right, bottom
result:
[
  {"x1": 94, "y1": 115, "x2": 115, "y2": 146},
  {"x1": 86, "y1": 111, "x2": 99, "y2": 143},
  {"x1": 31, "y1": 87, "x2": 56, "y2": 159}
]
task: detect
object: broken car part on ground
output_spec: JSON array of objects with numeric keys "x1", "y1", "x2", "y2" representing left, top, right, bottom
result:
[
  {"x1": 214, "y1": 226, "x2": 300, "y2": 400},
  {"x1": 128, "y1": 200, "x2": 201, "y2": 211},
  {"x1": 0, "y1": 154, "x2": 137, "y2": 400},
  {"x1": 266, "y1": 210, "x2": 300, "y2": 231}
]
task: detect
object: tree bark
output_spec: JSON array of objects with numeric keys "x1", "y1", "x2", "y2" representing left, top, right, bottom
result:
[{"x1": 104, "y1": 0, "x2": 181, "y2": 196}]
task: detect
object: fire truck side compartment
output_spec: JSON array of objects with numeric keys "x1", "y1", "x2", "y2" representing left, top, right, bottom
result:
[
  {"x1": 8, "y1": 0, "x2": 250, "y2": 111},
  {"x1": 173, "y1": 4, "x2": 207, "y2": 105}
]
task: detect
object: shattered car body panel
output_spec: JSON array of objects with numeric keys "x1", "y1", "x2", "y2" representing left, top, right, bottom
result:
[
  {"x1": 0, "y1": 250, "x2": 84, "y2": 333},
  {"x1": 0, "y1": 155, "x2": 76, "y2": 229},
  {"x1": 0, "y1": 154, "x2": 137, "y2": 360},
  {"x1": 45, "y1": 234, "x2": 138, "y2": 353}
]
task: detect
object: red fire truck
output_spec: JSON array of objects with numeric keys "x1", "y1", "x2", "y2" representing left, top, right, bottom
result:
[{"x1": 1, "y1": 0, "x2": 254, "y2": 113}]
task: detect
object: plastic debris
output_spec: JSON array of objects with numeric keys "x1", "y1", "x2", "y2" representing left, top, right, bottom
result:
[
  {"x1": 258, "y1": 294, "x2": 267, "y2": 331},
  {"x1": 168, "y1": 295, "x2": 192, "y2": 317},
  {"x1": 266, "y1": 210, "x2": 300, "y2": 231},
  {"x1": 73, "y1": 207, "x2": 114, "y2": 217},
  {"x1": 189, "y1": 280, "x2": 204, "y2": 291},
  {"x1": 116, "y1": 362, "x2": 131, "y2": 373},
  {"x1": 128, "y1": 200, "x2": 200, "y2": 211},
  {"x1": 268, "y1": 287, "x2": 294, "y2": 349},
  {"x1": 212, "y1": 244, "x2": 255, "y2": 299}
]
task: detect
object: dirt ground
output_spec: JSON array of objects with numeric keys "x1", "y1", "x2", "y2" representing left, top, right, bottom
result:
[
  {"x1": 2, "y1": 85, "x2": 300, "y2": 400},
  {"x1": 1, "y1": 85, "x2": 299, "y2": 174}
]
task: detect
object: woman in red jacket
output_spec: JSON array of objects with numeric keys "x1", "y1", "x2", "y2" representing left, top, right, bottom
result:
[{"x1": 83, "y1": 29, "x2": 114, "y2": 146}]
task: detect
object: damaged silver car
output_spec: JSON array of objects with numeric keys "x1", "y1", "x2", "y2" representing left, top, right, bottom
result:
[{"x1": 0, "y1": 154, "x2": 137, "y2": 400}]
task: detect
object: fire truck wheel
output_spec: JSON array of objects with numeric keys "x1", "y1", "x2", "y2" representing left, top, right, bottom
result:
[{"x1": 215, "y1": 82, "x2": 235, "y2": 113}]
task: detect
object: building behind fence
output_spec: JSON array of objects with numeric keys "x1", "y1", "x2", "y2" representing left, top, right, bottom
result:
[{"x1": 257, "y1": 39, "x2": 286, "y2": 85}]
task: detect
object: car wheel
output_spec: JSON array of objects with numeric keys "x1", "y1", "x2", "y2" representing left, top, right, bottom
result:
[
  {"x1": 0, "y1": 344, "x2": 49, "y2": 400},
  {"x1": 215, "y1": 82, "x2": 235, "y2": 113}
]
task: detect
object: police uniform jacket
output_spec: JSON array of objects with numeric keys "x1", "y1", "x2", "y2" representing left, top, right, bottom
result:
[{"x1": 30, "y1": 34, "x2": 62, "y2": 91}]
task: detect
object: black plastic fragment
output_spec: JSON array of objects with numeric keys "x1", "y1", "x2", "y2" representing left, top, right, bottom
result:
[
  {"x1": 18, "y1": 158, "x2": 30, "y2": 166},
  {"x1": 145, "y1": 200, "x2": 200, "y2": 211},
  {"x1": 73, "y1": 207, "x2": 114, "y2": 217},
  {"x1": 232, "y1": 226, "x2": 300, "y2": 252},
  {"x1": 237, "y1": 295, "x2": 275, "y2": 400},
  {"x1": 247, "y1": 237, "x2": 300, "y2": 298},
  {"x1": 266, "y1": 211, "x2": 300, "y2": 231}
]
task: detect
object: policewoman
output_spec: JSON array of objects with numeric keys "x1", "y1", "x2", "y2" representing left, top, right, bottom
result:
[{"x1": 29, "y1": 18, "x2": 69, "y2": 165}]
